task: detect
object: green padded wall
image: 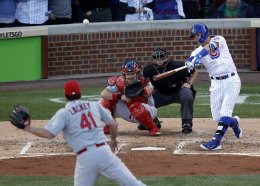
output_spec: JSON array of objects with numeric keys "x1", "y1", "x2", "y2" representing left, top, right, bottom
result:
[{"x1": 0, "y1": 37, "x2": 41, "y2": 82}]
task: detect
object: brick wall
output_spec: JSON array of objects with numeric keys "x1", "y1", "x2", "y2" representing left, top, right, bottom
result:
[{"x1": 47, "y1": 28, "x2": 253, "y2": 77}]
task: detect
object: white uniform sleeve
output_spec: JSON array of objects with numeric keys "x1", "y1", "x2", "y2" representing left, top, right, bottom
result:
[
  {"x1": 44, "y1": 108, "x2": 67, "y2": 136},
  {"x1": 211, "y1": 36, "x2": 226, "y2": 50}
]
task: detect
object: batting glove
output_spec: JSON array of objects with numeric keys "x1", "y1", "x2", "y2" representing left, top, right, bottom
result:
[{"x1": 185, "y1": 61, "x2": 195, "y2": 72}]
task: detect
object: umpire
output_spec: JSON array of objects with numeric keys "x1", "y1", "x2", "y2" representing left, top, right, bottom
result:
[{"x1": 143, "y1": 48, "x2": 198, "y2": 133}]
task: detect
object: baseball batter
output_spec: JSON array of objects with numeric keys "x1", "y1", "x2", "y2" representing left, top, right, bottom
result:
[
  {"x1": 186, "y1": 23, "x2": 243, "y2": 150},
  {"x1": 19, "y1": 81, "x2": 146, "y2": 186},
  {"x1": 100, "y1": 60, "x2": 161, "y2": 136}
]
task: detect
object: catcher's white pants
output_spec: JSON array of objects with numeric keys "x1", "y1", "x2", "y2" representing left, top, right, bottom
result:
[
  {"x1": 74, "y1": 144, "x2": 146, "y2": 186},
  {"x1": 114, "y1": 99, "x2": 157, "y2": 124}
]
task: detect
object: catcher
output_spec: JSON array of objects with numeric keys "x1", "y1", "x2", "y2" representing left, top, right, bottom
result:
[{"x1": 100, "y1": 59, "x2": 161, "y2": 136}]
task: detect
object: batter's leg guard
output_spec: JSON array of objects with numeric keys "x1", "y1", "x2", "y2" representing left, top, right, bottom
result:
[
  {"x1": 231, "y1": 116, "x2": 243, "y2": 139},
  {"x1": 100, "y1": 99, "x2": 116, "y2": 135},
  {"x1": 201, "y1": 116, "x2": 232, "y2": 151},
  {"x1": 129, "y1": 103, "x2": 160, "y2": 136}
]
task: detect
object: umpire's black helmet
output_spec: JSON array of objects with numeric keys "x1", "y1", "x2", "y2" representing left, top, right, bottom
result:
[{"x1": 152, "y1": 48, "x2": 168, "y2": 60}]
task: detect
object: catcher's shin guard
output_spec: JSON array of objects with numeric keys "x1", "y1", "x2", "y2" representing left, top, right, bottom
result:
[
  {"x1": 129, "y1": 103, "x2": 160, "y2": 136},
  {"x1": 100, "y1": 99, "x2": 116, "y2": 135}
]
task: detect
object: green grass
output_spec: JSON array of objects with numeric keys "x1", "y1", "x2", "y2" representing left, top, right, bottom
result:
[
  {"x1": 0, "y1": 84, "x2": 260, "y2": 121},
  {"x1": 0, "y1": 84, "x2": 260, "y2": 184},
  {"x1": 1, "y1": 175, "x2": 260, "y2": 186}
]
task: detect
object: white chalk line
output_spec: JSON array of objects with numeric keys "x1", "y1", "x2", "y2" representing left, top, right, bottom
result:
[
  {"x1": 115, "y1": 142, "x2": 124, "y2": 154},
  {"x1": 19, "y1": 142, "x2": 33, "y2": 155},
  {"x1": 0, "y1": 140, "x2": 125, "y2": 160}
]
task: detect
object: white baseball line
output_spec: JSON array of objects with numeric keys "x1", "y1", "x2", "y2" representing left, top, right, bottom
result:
[
  {"x1": 173, "y1": 140, "x2": 260, "y2": 157},
  {"x1": 115, "y1": 141, "x2": 124, "y2": 154},
  {"x1": 19, "y1": 142, "x2": 33, "y2": 155}
]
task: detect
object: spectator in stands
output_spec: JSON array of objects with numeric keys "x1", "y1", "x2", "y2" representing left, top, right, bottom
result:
[
  {"x1": 47, "y1": 0, "x2": 72, "y2": 25},
  {"x1": 245, "y1": 0, "x2": 260, "y2": 18},
  {"x1": 145, "y1": 0, "x2": 186, "y2": 20},
  {"x1": 119, "y1": 0, "x2": 154, "y2": 21},
  {"x1": 16, "y1": 0, "x2": 49, "y2": 26},
  {"x1": 79, "y1": 0, "x2": 112, "y2": 22},
  {"x1": 215, "y1": 0, "x2": 226, "y2": 9},
  {"x1": 183, "y1": 0, "x2": 201, "y2": 19},
  {"x1": 0, "y1": 0, "x2": 16, "y2": 28},
  {"x1": 215, "y1": 0, "x2": 255, "y2": 18},
  {"x1": 199, "y1": 0, "x2": 215, "y2": 18},
  {"x1": 111, "y1": 0, "x2": 125, "y2": 21},
  {"x1": 71, "y1": 0, "x2": 84, "y2": 23}
]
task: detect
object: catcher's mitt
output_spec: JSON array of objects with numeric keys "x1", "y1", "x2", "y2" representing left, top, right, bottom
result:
[
  {"x1": 124, "y1": 80, "x2": 143, "y2": 98},
  {"x1": 9, "y1": 105, "x2": 30, "y2": 129}
]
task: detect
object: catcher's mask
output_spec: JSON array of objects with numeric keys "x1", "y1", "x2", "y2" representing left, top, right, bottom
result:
[
  {"x1": 152, "y1": 48, "x2": 168, "y2": 69},
  {"x1": 121, "y1": 60, "x2": 141, "y2": 82},
  {"x1": 190, "y1": 23, "x2": 209, "y2": 44}
]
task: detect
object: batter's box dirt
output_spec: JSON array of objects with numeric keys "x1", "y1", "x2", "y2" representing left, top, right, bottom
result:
[
  {"x1": 27, "y1": 140, "x2": 72, "y2": 154},
  {"x1": 174, "y1": 141, "x2": 260, "y2": 155}
]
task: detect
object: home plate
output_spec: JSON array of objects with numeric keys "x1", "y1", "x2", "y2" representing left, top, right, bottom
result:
[{"x1": 131, "y1": 147, "x2": 166, "y2": 151}]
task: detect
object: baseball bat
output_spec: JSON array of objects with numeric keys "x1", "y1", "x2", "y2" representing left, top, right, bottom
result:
[{"x1": 153, "y1": 65, "x2": 188, "y2": 81}]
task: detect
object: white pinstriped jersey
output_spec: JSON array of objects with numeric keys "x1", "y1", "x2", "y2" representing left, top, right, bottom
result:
[
  {"x1": 191, "y1": 36, "x2": 237, "y2": 77},
  {"x1": 191, "y1": 35, "x2": 241, "y2": 121},
  {"x1": 44, "y1": 100, "x2": 114, "y2": 153}
]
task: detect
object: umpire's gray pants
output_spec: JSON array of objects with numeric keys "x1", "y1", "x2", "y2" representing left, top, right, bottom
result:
[{"x1": 152, "y1": 87, "x2": 194, "y2": 124}]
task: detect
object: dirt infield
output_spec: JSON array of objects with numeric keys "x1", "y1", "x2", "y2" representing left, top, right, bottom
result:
[
  {"x1": 0, "y1": 71, "x2": 260, "y2": 177},
  {"x1": 0, "y1": 118, "x2": 260, "y2": 176}
]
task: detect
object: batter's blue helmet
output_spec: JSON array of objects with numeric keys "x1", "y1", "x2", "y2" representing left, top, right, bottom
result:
[{"x1": 190, "y1": 23, "x2": 209, "y2": 44}]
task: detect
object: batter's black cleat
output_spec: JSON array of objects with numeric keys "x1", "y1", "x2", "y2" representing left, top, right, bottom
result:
[{"x1": 182, "y1": 123, "x2": 192, "y2": 134}]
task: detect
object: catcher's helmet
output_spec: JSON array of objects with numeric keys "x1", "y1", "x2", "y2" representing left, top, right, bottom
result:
[
  {"x1": 121, "y1": 60, "x2": 141, "y2": 74},
  {"x1": 190, "y1": 23, "x2": 209, "y2": 44}
]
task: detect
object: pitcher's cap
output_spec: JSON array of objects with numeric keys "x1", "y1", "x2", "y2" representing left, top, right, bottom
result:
[{"x1": 64, "y1": 81, "x2": 81, "y2": 96}]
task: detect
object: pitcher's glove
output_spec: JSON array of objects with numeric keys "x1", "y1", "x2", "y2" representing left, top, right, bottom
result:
[
  {"x1": 9, "y1": 105, "x2": 31, "y2": 129},
  {"x1": 124, "y1": 80, "x2": 143, "y2": 99}
]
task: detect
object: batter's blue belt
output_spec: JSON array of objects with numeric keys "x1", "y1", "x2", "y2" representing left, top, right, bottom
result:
[
  {"x1": 211, "y1": 72, "x2": 235, "y2": 80},
  {"x1": 77, "y1": 142, "x2": 106, "y2": 155}
]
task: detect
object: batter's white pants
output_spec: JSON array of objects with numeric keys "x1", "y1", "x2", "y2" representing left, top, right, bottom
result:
[{"x1": 209, "y1": 73, "x2": 241, "y2": 122}]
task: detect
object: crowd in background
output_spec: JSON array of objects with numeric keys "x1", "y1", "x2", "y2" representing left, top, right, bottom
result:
[{"x1": 0, "y1": 0, "x2": 260, "y2": 28}]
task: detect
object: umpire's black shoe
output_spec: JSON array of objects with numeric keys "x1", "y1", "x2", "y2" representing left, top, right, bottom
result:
[{"x1": 182, "y1": 123, "x2": 192, "y2": 134}]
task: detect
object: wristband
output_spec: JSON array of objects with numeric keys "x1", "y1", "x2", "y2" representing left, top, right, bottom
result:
[{"x1": 112, "y1": 93, "x2": 121, "y2": 101}]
